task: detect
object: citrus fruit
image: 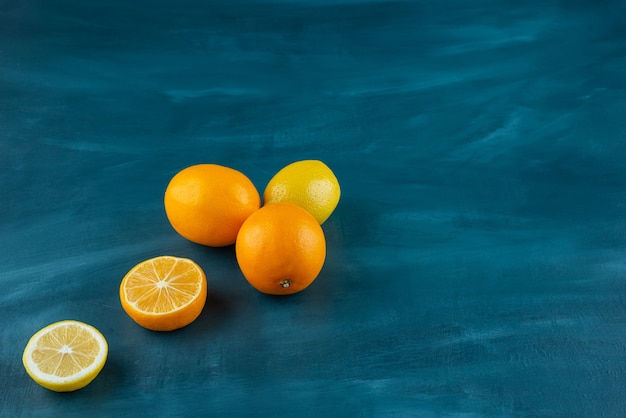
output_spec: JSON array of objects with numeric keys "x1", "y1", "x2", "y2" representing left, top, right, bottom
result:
[
  {"x1": 235, "y1": 202, "x2": 326, "y2": 295},
  {"x1": 22, "y1": 320, "x2": 108, "y2": 392},
  {"x1": 263, "y1": 159, "x2": 340, "y2": 224},
  {"x1": 119, "y1": 256, "x2": 207, "y2": 331},
  {"x1": 164, "y1": 164, "x2": 261, "y2": 247}
]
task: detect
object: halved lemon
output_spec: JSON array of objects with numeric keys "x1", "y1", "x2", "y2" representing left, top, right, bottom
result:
[
  {"x1": 119, "y1": 256, "x2": 207, "y2": 331},
  {"x1": 22, "y1": 320, "x2": 108, "y2": 392}
]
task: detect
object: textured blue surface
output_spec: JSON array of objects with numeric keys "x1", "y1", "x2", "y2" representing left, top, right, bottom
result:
[{"x1": 2, "y1": 1, "x2": 626, "y2": 416}]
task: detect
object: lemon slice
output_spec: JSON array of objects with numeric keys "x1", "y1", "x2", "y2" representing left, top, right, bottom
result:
[{"x1": 22, "y1": 320, "x2": 108, "y2": 392}]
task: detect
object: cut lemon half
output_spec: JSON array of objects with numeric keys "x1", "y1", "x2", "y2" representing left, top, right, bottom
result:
[
  {"x1": 119, "y1": 256, "x2": 207, "y2": 331},
  {"x1": 22, "y1": 320, "x2": 108, "y2": 392}
]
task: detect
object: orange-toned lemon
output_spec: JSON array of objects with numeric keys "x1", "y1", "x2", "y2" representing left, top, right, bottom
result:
[
  {"x1": 119, "y1": 256, "x2": 207, "y2": 331},
  {"x1": 235, "y1": 203, "x2": 326, "y2": 295},
  {"x1": 164, "y1": 164, "x2": 260, "y2": 247},
  {"x1": 263, "y1": 160, "x2": 340, "y2": 224},
  {"x1": 22, "y1": 320, "x2": 108, "y2": 392}
]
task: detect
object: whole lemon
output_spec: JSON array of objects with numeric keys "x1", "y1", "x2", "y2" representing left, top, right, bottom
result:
[
  {"x1": 164, "y1": 164, "x2": 260, "y2": 247},
  {"x1": 236, "y1": 202, "x2": 326, "y2": 295},
  {"x1": 263, "y1": 160, "x2": 340, "y2": 224}
]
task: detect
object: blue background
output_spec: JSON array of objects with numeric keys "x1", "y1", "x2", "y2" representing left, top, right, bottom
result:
[{"x1": 2, "y1": 0, "x2": 626, "y2": 416}]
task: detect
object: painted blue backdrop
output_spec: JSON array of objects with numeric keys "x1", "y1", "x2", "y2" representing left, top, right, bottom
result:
[{"x1": 2, "y1": 0, "x2": 626, "y2": 416}]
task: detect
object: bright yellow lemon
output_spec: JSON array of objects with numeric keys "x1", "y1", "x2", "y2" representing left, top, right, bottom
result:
[
  {"x1": 22, "y1": 320, "x2": 108, "y2": 392},
  {"x1": 263, "y1": 160, "x2": 340, "y2": 224}
]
